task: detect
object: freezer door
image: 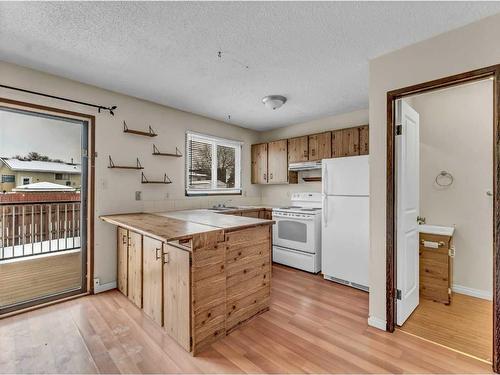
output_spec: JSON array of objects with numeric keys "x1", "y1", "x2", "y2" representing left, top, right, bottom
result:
[
  {"x1": 321, "y1": 195, "x2": 369, "y2": 288},
  {"x1": 322, "y1": 155, "x2": 369, "y2": 196}
]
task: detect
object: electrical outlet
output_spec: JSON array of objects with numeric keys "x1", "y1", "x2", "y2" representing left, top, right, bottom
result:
[
  {"x1": 135, "y1": 191, "x2": 142, "y2": 201},
  {"x1": 93, "y1": 278, "x2": 100, "y2": 289}
]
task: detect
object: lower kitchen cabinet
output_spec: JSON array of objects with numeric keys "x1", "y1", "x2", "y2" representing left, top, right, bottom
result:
[
  {"x1": 163, "y1": 243, "x2": 191, "y2": 351},
  {"x1": 127, "y1": 230, "x2": 143, "y2": 308},
  {"x1": 143, "y1": 236, "x2": 163, "y2": 325},
  {"x1": 117, "y1": 227, "x2": 128, "y2": 295}
]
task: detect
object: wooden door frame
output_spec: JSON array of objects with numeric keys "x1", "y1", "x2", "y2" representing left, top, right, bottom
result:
[
  {"x1": 0, "y1": 97, "x2": 96, "y2": 306},
  {"x1": 386, "y1": 64, "x2": 500, "y2": 370}
]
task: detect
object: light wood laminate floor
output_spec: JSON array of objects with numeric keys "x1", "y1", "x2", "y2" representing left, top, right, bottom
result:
[
  {"x1": 400, "y1": 292, "x2": 492, "y2": 362},
  {"x1": 0, "y1": 265, "x2": 492, "y2": 373}
]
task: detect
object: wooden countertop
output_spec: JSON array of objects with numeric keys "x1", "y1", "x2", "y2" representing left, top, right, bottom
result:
[
  {"x1": 157, "y1": 209, "x2": 274, "y2": 231},
  {"x1": 100, "y1": 209, "x2": 274, "y2": 243},
  {"x1": 100, "y1": 213, "x2": 223, "y2": 242}
]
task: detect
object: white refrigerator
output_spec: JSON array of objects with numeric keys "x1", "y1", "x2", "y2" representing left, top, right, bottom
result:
[{"x1": 321, "y1": 155, "x2": 369, "y2": 291}]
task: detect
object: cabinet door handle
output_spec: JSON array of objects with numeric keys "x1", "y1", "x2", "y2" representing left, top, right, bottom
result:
[
  {"x1": 122, "y1": 234, "x2": 127, "y2": 245},
  {"x1": 163, "y1": 252, "x2": 169, "y2": 264},
  {"x1": 155, "y1": 247, "x2": 162, "y2": 260},
  {"x1": 263, "y1": 173, "x2": 267, "y2": 181},
  {"x1": 270, "y1": 173, "x2": 273, "y2": 180}
]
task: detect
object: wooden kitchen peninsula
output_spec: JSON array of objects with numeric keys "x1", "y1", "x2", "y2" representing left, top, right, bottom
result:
[{"x1": 100, "y1": 211, "x2": 273, "y2": 355}]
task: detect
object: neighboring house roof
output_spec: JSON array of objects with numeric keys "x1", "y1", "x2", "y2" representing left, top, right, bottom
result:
[
  {"x1": 12, "y1": 181, "x2": 77, "y2": 192},
  {"x1": 0, "y1": 158, "x2": 81, "y2": 174}
]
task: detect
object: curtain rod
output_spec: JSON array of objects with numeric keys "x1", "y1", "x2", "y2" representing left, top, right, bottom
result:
[{"x1": 0, "y1": 84, "x2": 117, "y2": 115}]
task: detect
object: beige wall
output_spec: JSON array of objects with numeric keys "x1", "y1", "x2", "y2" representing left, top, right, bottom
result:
[
  {"x1": 408, "y1": 79, "x2": 493, "y2": 298},
  {"x1": 368, "y1": 13, "x2": 500, "y2": 327},
  {"x1": 0, "y1": 61, "x2": 261, "y2": 286},
  {"x1": 258, "y1": 109, "x2": 369, "y2": 205}
]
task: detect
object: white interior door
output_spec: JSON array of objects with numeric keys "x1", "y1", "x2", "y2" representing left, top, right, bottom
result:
[{"x1": 396, "y1": 99, "x2": 420, "y2": 326}]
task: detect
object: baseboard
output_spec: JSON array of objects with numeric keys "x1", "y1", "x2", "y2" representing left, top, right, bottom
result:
[
  {"x1": 452, "y1": 284, "x2": 492, "y2": 301},
  {"x1": 368, "y1": 316, "x2": 387, "y2": 331},
  {"x1": 94, "y1": 281, "x2": 117, "y2": 294}
]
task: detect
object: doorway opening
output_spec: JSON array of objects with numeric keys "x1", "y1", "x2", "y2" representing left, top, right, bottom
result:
[
  {"x1": 0, "y1": 100, "x2": 95, "y2": 315},
  {"x1": 386, "y1": 65, "x2": 500, "y2": 371}
]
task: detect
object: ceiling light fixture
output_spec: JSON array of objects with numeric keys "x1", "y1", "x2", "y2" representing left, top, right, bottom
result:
[{"x1": 262, "y1": 95, "x2": 287, "y2": 110}]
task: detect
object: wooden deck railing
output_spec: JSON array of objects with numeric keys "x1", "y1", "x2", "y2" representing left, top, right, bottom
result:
[{"x1": 0, "y1": 202, "x2": 81, "y2": 260}]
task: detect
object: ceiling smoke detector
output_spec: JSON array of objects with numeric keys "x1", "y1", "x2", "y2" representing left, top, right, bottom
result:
[{"x1": 262, "y1": 95, "x2": 287, "y2": 110}]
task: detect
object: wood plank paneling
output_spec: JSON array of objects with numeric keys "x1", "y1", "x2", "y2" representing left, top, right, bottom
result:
[
  {"x1": 143, "y1": 236, "x2": 163, "y2": 325},
  {"x1": 127, "y1": 230, "x2": 142, "y2": 308}
]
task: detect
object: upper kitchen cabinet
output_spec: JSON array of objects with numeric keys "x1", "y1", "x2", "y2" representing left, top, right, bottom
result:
[
  {"x1": 359, "y1": 125, "x2": 369, "y2": 155},
  {"x1": 287, "y1": 136, "x2": 309, "y2": 163},
  {"x1": 332, "y1": 127, "x2": 360, "y2": 157},
  {"x1": 267, "y1": 139, "x2": 289, "y2": 184},
  {"x1": 251, "y1": 143, "x2": 268, "y2": 184},
  {"x1": 308, "y1": 132, "x2": 332, "y2": 161}
]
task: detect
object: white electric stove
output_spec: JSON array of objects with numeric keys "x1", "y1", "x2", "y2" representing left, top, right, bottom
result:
[{"x1": 272, "y1": 192, "x2": 322, "y2": 273}]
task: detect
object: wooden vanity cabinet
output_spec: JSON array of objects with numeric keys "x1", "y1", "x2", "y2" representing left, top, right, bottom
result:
[
  {"x1": 419, "y1": 232, "x2": 453, "y2": 305},
  {"x1": 287, "y1": 136, "x2": 309, "y2": 163},
  {"x1": 332, "y1": 127, "x2": 360, "y2": 157},
  {"x1": 267, "y1": 139, "x2": 288, "y2": 184},
  {"x1": 308, "y1": 132, "x2": 332, "y2": 161},
  {"x1": 251, "y1": 143, "x2": 268, "y2": 184},
  {"x1": 143, "y1": 236, "x2": 164, "y2": 325}
]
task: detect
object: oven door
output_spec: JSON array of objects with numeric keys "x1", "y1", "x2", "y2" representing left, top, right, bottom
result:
[{"x1": 272, "y1": 213, "x2": 316, "y2": 253}]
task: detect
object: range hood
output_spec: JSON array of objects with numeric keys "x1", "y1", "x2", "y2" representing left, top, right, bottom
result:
[{"x1": 288, "y1": 161, "x2": 322, "y2": 171}]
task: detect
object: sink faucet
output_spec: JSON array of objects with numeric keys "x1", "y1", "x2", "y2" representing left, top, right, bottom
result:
[{"x1": 217, "y1": 199, "x2": 233, "y2": 208}]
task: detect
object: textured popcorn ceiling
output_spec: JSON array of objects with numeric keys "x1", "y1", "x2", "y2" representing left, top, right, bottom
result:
[{"x1": 1, "y1": 2, "x2": 499, "y2": 131}]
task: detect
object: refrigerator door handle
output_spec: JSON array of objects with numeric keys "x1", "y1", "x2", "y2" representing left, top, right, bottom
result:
[
  {"x1": 323, "y1": 164, "x2": 328, "y2": 194},
  {"x1": 323, "y1": 195, "x2": 328, "y2": 227}
]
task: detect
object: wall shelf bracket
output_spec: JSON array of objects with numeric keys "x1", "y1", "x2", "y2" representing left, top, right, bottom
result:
[
  {"x1": 123, "y1": 121, "x2": 157, "y2": 137},
  {"x1": 141, "y1": 172, "x2": 172, "y2": 184},
  {"x1": 152, "y1": 144, "x2": 182, "y2": 157}
]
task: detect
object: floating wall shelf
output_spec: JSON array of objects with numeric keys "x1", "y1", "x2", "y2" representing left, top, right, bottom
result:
[
  {"x1": 123, "y1": 121, "x2": 157, "y2": 137},
  {"x1": 108, "y1": 156, "x2": 144, "y2": 170},
  {"x1": 152, "y1": 144, "x2": 182, "y2": 157},
  {"x1": 141, "y1": 172, "x2": 172, "y2": 184}
]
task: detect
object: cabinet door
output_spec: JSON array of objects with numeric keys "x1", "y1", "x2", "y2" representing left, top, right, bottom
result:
[
  {"x1": 332, "y1": 128, "x2": 360, "y2": 157},
  {"x1": 251, "y1": 143, "x2": 268, "y2": 184},
  {"x1": 342, "y1": 128, "x2": 360, "y2": 156},
  {"x1": 359, "y1": 125, "x2": 369, "y2": 155},
  {"x1": 117, "y1": 227, "x2": 128, "y2": 296},
  {"x1": 308, "y1": 132, "x2": 332, "y2": 161},
  {"x1": 287, "y1": 136, "x2": 308, "y2": 163},
  {"x1": 163, "y1": 244, "x2": 191, "y2": 351},
  {"x1": 267, "y1": 139, "x2": 288, "y2": 184},
  {"x1": 127, "y1": 230, "x2": 142, "y2": 308},
  {"x1": 143, "y1": 236, "x2": 163, "y2": 325},
  {"x1": 241, "y1": 210, "x2": 260, "y2": 218}
]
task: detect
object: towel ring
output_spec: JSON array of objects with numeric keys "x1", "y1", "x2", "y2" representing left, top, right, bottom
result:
[{"x1": 435, "y1": 170, "x2": 454, "y2": 187}]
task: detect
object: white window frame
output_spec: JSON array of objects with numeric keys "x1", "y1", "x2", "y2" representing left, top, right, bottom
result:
[
  {"x1": 21, "y1": 176, "x2": 32, "y2": 185},
  {"x1": 185, "y1": 131, "x2": 242, "y2": 196}
]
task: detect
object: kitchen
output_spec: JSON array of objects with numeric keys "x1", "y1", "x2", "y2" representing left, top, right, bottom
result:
[{"x1": 98, "y1": 120, "x2": 370, "y2": 354}]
